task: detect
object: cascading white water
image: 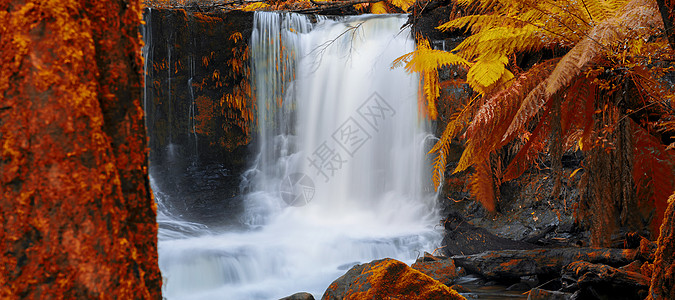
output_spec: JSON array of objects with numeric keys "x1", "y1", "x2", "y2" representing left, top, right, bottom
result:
[{"x1": 157, "y1": 12, "x2": 441, "y2": 300}]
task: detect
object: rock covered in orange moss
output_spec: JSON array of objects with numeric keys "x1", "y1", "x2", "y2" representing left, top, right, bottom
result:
[
  {"x1": 322, "y1": 258, "x2": 466, "y2": 300},
  {"x1": 648, "y1": 194, "x2": 675, "y2": 300},
  {"x1": 0, "y1": 0, "x2": 160, "y2": 298},
  {"x1": 411, "y1": 254, "x2": 464, "y2": 285}
]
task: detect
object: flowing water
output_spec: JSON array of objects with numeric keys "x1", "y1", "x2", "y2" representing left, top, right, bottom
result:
[{"x1": 154, "y1": 12, "x2": 442, "y2": 300}]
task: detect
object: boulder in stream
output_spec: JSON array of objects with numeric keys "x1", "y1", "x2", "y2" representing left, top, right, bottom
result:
[
  {"x1": 280, "y1": 292, "x2": 315, "y2": 300},
  {"x1": 411, "y1": 253, "x2": 465, "y2": 285},
  {"x1": 322, "y1": 258, "x2": 466, "y2": 300}
]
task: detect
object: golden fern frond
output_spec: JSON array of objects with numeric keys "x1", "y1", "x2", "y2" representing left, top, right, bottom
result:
[
  {"x1": 437, "y1": 14, "x2": 522, "y2": 33},
  {"x1": 392, "y1": 39, "x2": 471, "y2": 73},
  {"x1": 454, "y1": 141, "x2": 476, "y2": 174},
  {"x1": 429, "y1": 97, "x2": 477, "y2": 188},
  {"x1": 581, "y1": 0, "x2": 621, "y2": 23},
  {"x1": 429, "y1": 99, "x2": 476, "y2": 154},
  {"x1": 454, "y1": 25, "x2": 547, "y2": 60},
  {"x1": 503, "y1": 0, "x2": 661, "y2": 141},
  {"x1": 466, "y1": 53, "x2": 510, "y2": 89},
  {"x1": 455, "y1": 0, "x2": 503, "y2": 13},
  {"x1": 369, "y1": 1, "x2": 388, "y2": 14},
  {"x1": 388, "y1": 0, "x2": 414, "y2": 11},
  {"x1": 392, "y1": 39, "x2": 470, "y2": 122},
  {"x1": 424, "y1": 70, "x2": 440, "y2": 119}
]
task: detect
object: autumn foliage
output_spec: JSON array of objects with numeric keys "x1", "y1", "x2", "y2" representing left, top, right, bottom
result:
[
  {"x1": 397, "y1": 0, "x2": 675, "y2": 245},
  {"x1": 0, "y1": 0, "x2": 160, "y2": 298},
  {"x1": 144, "y1": 0, "x2": 417, "y2": 14}
]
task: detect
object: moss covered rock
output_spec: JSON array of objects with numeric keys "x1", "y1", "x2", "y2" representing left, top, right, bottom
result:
[{"x1": 322, "y1": 258, "x2": 466, "y2": 300}]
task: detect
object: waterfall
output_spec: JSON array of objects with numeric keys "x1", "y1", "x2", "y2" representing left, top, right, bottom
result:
[{"x1": 156, "y1": 12, "x2": 441, "y2": 300}]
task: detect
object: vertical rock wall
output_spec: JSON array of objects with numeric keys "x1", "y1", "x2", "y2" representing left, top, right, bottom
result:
[
  {"x1": 0, "y1": 0, "x2": 161, "y2": 298},
  {"x1": 143, "y1": 9, "x2": 255, "y2": 225}
]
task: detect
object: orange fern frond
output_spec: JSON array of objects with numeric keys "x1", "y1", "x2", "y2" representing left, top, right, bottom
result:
[
  {"x1": 452, "y1": 60, "x2": 556, "y2": 175},
  {"x1": 454, "y1": 141, "x2": 477, "y2": 174},
  {"x1": 502, "y1": 106, "x2": 552, "y2": 181},
  {"x1": 560, "y1": 77, "x2": 596, "y2": 135},
  {"x1": 632, "y1": 121, "x2": 675, "y2": 234},
  {"x1": 495, "y1": 0, "x2": 661, "y2": 143},
  {"x1": 470, "y1": 160, "x2": 497, "y2": 212}
]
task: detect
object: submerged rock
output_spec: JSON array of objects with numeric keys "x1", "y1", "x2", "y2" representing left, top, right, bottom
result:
[
  {"x1": 527, "y1": 288, "x2": 577, "y2": 300},
  {"x1": 280, "y1": 292, "x2": 315, "y2": 300},
  {"x1": 322, "y1": 258, "x2": 466, "y2": 300}
]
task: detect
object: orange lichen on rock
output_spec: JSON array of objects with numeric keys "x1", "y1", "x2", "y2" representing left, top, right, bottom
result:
[
  {"x1": 322, "y1": 258, "x2": 466, "y2": 300},
  {"x1": 411, "y1": 257, "x2": 464, "y2": 286},
  {"x1": 0, "y1": 0, "x2": 160, "y2": 298}
]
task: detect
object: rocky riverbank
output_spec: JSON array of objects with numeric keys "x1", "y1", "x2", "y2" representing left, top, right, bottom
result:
[{"x1": 280, "y1": 237, "x2": 654, "y2": 300}]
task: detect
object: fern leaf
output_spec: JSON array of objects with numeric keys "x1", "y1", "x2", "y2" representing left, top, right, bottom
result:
[
  {"x1": 502, "y1": 37, "x2": 593, "y2": 141},
  {"x1": 454, "y1": 142, "x2": 476, "y2": 174},
  {"x1": 503, "y1": 0, "x2": 661, "y2": 142},
  {"x1": 392, "y1": 40, "x2": 471, "y2": 73},
  {"x1": 501, "y1": 79, "x2": 547, "y2": 142},
  {"x1": 454, "y1": 60, "x2": 556, "y2": 178},
  {"x1": 454, "y1": 25, "x2": 547, "y2": 61},
  {"x1": 424, "y1": 70, "x2": 440, "y2": 119},
  {"x1": 437, "y1": 15, "x2": 508, "y2": 32},
  {"x1": 502, "y1": 105, "x2": 552, "y2": 181},
  {"x1": 242, "y1": 2, "x2": 270, "y2": 11},
  {"x1": 632, "y1": 121, "x2": 675, "y2": 234},
  {"x1": 470, "y1": 160, "x2": 497, "y2": 212},
  {"x1": 370, "y1": 1, "x2": 388, "y2": 14},
  {"x1": 429, "y1": 97, "x2": 476, "y2": 188},
  {"x1": 582, "y1": 0, "x2": 621, "y2": 23},
  {"x1": 467, "y1": 54, "x2": 509, "y2": 90},
  {"x1": 388, "y1": 0, "x2": 414, "y2": 11}
]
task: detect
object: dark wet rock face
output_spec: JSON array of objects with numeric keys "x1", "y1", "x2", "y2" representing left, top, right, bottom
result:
[
  {"x1": 322, "y1": 258, "x2": 466, "y2": 300},
  {"x1": 562, "y1": 261, "x2": 649, "y2": 299},
  {"x1": 411, "y1": 255, "x2": 465, "y2": 286},
  {"x1": 452, "y1": 247, "x2": 638, "y2": 280},
  {"x1": 441, "y1": 211, "x2": 537, "y2": 257},
  {"x1": 143, "y1": 8, "x2": 256, "y2": 227}
]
